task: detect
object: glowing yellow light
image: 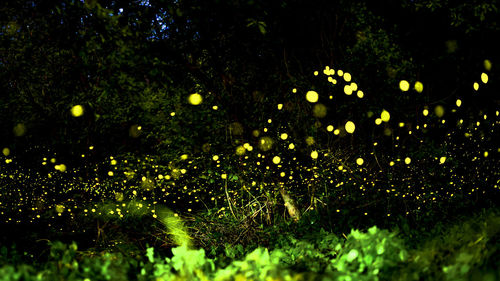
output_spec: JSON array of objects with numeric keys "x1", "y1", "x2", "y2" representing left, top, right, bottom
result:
[
  {"x1": 439, "y1": 156, "x2": 446, "y2": 164},
  {"x1": 399, "y1": 80, "x2": 410, "y2": 91},
  {"x1": 423, "y1": 109, "x2": 429, "y2": 116},
  {"x1": 221, "y1": 174, "x2": 227, "y2": 179},
  {"x1": 306, "y1": 91, "x2": 319, "y2": 103},
  {"x1": 188, "y1": 93, "x2": 203, "y2": 105},
  {"x1": 456, "y1": 99, "x2": 462, "y2": 107},
  {"x1": 484, "y1": 151, "x2": 489, "y2": 157},
  {"x1": 338, "y1": 165, "x2": 343, "y2": 170},
  {"x1": 235, "y1": 146, "x2": 246, "y2": 155},
  {"x1": 344, "y1": 85, "x2": 353, "y2": 95},
  {"x1": 481, "y1": 73, "x2": 488, "y2": 84},
  {"x1": 357, "y1": 90, "x2": 364, "y2": 98},
  {"x1": 337, "y1": 70, "x2": 344, "y2": 76},
  {"x1": 258, "y1": 136, "x2": 274, "y2": 151},
  {"x1": 288, "y1": 143, "x2": 295, "y2": 149},
  {"x1": 389, "y1": 161, "x2": 395, "y2": 166},
  {"x1": 381, "y1": 110, "x2": 390, "y2": 122},
  {"x1": 333, "y1": 129, "x2": 340, "y2": 135},
  {"x1": 292, "y1": 88, "x2": 297, "y2": 93},
  {"x1": 212, "y1": 105, "x2": 218, "y2": 110},
  {"x1": 280, "y1": 133, "x2": 288, "y2": 140},
  {"x1": 323, "y1": 66, "x2": 330, "y2": 75},
  {"x1": 310, "y1": 151, "x2": 318, "y2": 159},
  {"x1": 434, "y1": 105, "x2": 445, "y2": 118},
  {"x1": 108, "y1": 171, "x2": 114, "y2": 176},
  {"x1": 399, "y1": 122, "x2": 405, "y2": 127},
  {"x1": 473, "y1": 82, "x2": 479, "y2": 91},
  {"x1": 356, "y1": 158, "x2": 364, "y2": 165},
  {"x1": 350, "y1": 83, "x2": 358, "y2": 91},
  {"x1": 277, "y1": 104, "x2": 283, "y2": 110},
  {"x1": 305, "y1": 136, "x2": 315, "y2": 146},
  {"x1": 13, "y1": 123, "x2": 26, "y2": 137},
  {"x1": 212, "y1": 155, "x2": 219, "y2": 161},
  {"x1": 314, "y1": 71, "x2": 319, "y2": 76},
  {"x1": 344, "y1": 72, "x2": 352, "y2": 82},
  {"x1": 326, "y1": 125, "x2": 334, "y2": 132},
  {"x1": 414, "y1": 81, "x2": 424, "y2": 93},
  {"x1": 70, "y1": 105, "x2": 84, "y2": 117},
  {"x1": 55, "y1": 205, "x2": 65, "y2": 213},
  {"x1": 170, "y1": 112, "x2": 176, "y2": 116},
  {"x1": 55, "y1": 164, "x2": 67, "y2": 172},
  {"x1": 313, "y1": 103, "x2": 327, "y2": 118},
  {"x1": 404, "y1": 157, "x2": 411, "y2": 165},
  {"x1": 345, "y1": 121, "x2": 355, "y2": 134},
  {"x1": 484, "y1": 59, "x2": 492, "y2": 71},
  {"x1": 180, "y1": 154, "x2": 188, "y2": 160},
  {"x1": 375, "y1": 118, "x2": 382, "y2": 125},
  {"x1": 272, "y1": 156, "x2": 281, "y2": 164},
  {"x1": 2, "y1": 148, "x2": 9, "y2": 156}
]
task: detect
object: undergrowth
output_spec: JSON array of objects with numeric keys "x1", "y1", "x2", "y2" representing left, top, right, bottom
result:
[{"x1": 1, "y1": 207, "x2": 499, "y2": 281}]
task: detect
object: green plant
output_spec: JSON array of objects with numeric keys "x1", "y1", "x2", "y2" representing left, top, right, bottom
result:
[
  {"x1": 146, "y1": 245, "x2": 214, "y2": 281},
  {"x1": 328, "y1": 226, "x2": 408, "y2": 281},
  {"x1": 214, "y1": 247, "x2": 288, "y2": 281}
]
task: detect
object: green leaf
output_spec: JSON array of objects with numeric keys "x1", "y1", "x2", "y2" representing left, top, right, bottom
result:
[
  {"x1": 364, "y1": 254, "x2": 374, "y2": 265},
  {"x1": 399, "y1": 250, "x2": 408, "y2": 261},
  {"x1": 146, "y1": 247, "x2": 155, "y2": 263},
  {"x1": 258, "y1": 23, "x2": 266, "y2": 35},
  {"x1": 376, "y1": 244, "x2": 385, "y2": 255},
  {"x1": 346, "y1": 249, "x2": 359, "y2": 262},
  {"x1": 368, "y1": 226, "x2": 378, "y2": 235}
]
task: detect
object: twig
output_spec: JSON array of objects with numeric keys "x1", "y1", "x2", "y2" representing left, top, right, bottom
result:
[{"x1": 224, "y1": 179, "x2": 236, "y2": 218}]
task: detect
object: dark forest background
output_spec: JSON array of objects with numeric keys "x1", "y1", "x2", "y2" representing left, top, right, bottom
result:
[{"x1": 0, "y1": 0, "x2": 499, "y2": 280}]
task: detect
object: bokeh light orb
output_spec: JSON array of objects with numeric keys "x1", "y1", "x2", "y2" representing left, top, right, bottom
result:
[
  {"x1": 381, "y1": 110, "x2": 390, "y2": 122},
  {"x1": 313, "y1": 103, "x2": 327, "y2": 118},
  {"x1": 414, "y1": 81, "x2": 424, "y2": 93},
  {"x1": 272, "y1": 156, "x2": 281, "y2": 164},
  {"x1": 399, "y1": 80, "x2": 410, "y2": 91},
  {"x1": 306, "y1": 91, "x2": 319, "y2": 103},
  {"x1": 310, "y1": 150, "x2": 318, "y2": 159},
  {"x1": 345, "y1": 121, "x2": 355, "y2": 134},
  {"x1": 188, "y1": 93, "x2": 203, "y2": 105},
  {"x1": 71, "y1": 105, "x2": 84, "y2": 117},
  {"x1": 434, "y1": 105, "x2": 445, "y2": 118},
  {"x1": 356, "y1": 158, "x2": 364, "y2": 165}
]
